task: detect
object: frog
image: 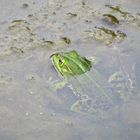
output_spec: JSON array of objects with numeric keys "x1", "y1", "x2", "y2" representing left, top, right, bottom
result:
[
  {"x1": 50, "y1": 50, "x2": 92, "y2": 77},
  {"x1": 50, "y1": 50, "x2": 113, "y2": 114}
]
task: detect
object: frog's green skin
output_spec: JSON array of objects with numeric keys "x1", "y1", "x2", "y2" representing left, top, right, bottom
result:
[{"x1": 50, "y1": 50, "x2": 92, "y2": 77}]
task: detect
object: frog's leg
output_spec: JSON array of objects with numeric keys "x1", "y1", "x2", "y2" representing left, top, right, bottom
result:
[
  {"x1": 85, "y1": 68, "x2": 112, "y2": 100},
  {"x1": 68, "y1": 76, "x2": 88, "y2": 97},
  {"x1": 70, "y1": 95, "x2": 97, "y2": 114},
  {"x1": 47, "y1": 78, "x2": 67, "y2": 92}
]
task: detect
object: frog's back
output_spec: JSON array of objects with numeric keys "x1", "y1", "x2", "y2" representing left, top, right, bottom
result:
[{"x1": 61, "y1": 51, "x2": 92, "y2": 76}]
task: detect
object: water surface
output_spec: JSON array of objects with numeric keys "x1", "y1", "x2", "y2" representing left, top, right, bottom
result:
[{"x1": 0, "y1": 0, "x2": 140, "y2": 140}]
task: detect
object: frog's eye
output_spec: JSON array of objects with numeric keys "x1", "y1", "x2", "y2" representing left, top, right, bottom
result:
[
  {"x1": 59, "y1": 59, "x2": 62, "y2": 63},
  {"x1": 59, "y1": 59, "x2": 64, "y2": 66}
]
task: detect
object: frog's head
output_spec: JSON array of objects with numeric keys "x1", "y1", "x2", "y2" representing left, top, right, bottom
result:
[
  {"x1": 50, "y1": 52, "x2": 68, "y2": 76},
  {"x1": 50, "y1": 50, "x2": 92, "y2": 77}
]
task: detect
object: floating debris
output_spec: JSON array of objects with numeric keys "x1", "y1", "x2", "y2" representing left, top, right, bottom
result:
[
  {"x1": 116, "y1": 30, "x2": 127, "y2": 40},
  {"x1": 67, "y1": 12, "x2": 77, "y2": 17},
  {"x1": 44, "y1": 41, "x2": 55, "y2": 45},
  {"x1": 10, "y1": 47, "x2": 24, "y2": 54},
  {"x1": 9, "y1": 19, "x2": 30, "y2": 30},
  {"x1": 8, "y1": 19, "x2": 34, "y2": 35},
  {"x1": 88, "y1": 26, "x2": 126, "y2": 45},
  {"x1": 11, "y1": 19, "x2": 29, "y2": 24},
  {"x1": 54, "y1": 37, "x2": 71, "y2": 49},
  {"x1": 61, "y1": 37, "x2": 71, "y2": 44},
  {"x1": 42, "y1": 40, "x2": 55, "y2": 48},
  {"x1": 105, "y1": 5, "x2": 135, "y2": 22},
  {"x1": 22, "y1": 3, "x2": 29, "y2": 9},
  {"x1": 105, "y1": 5, "x2": 125, "y2": 14},
  {"x1": 103, "y1": 14, "x2": 119, "y2": 24},
  {"x1": 41, "y1": 37, "x2": 71, "y2": 50}
]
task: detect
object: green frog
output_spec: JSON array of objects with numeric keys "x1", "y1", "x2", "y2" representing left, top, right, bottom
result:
[
  {"x1": 50, "y1": 50, "x2": 113, "y2": 114},
  {"x1": 50, "y1": 50, "x2": 92, "y2": 77}
]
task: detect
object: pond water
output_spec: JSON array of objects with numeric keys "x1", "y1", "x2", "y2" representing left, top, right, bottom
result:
[{"x1": 0, "y1": 0, "x2": 140, "y2": 140}]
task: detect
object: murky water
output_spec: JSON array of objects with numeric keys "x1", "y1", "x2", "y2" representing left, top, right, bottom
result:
[{"x1": 0, "y1": 0, "x2": 140, "y2": 140}]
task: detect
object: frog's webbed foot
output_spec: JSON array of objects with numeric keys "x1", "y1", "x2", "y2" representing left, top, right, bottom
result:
[{"x1": 70, "y1": 95, "x2": 97, "y2": 114}]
